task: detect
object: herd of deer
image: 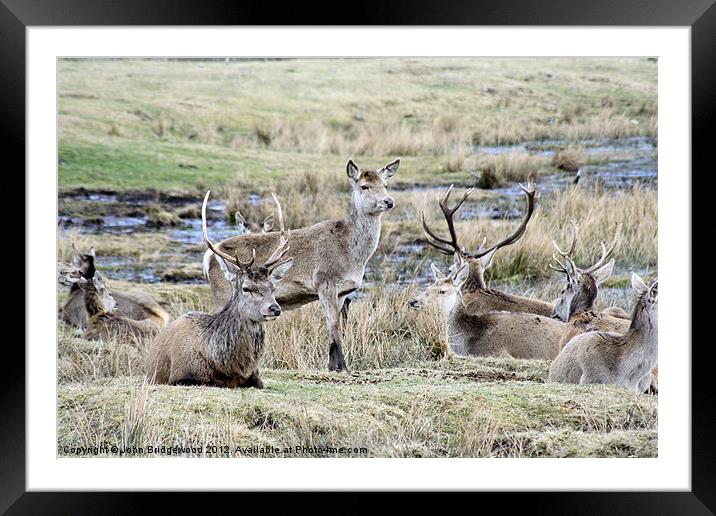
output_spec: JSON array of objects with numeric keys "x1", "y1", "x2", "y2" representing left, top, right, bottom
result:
[{"x1": 58, "y1": 158, "x2": 658, "y2": 394}]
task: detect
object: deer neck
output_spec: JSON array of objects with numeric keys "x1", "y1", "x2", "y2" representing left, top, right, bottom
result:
[
  {"x1": 346, "y1": 204, "x2": 382, "y2": 264},
  {"x1": 202, "y1": 292, "x2": 265, "y2": 373},
  {"x1": 621, "y1": 298, "x2": 657, "y2": 366},
  {"x1": 83, "y1": 288, "x2": 108, "y2": 319},
  {"x1": 461, "y1": 261, "x2": 486, "y2": 291}
]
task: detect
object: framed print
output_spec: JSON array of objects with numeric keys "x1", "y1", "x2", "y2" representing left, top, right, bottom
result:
[{"x1": 5, "y1": 0, "x2": 713, "y2": 511}]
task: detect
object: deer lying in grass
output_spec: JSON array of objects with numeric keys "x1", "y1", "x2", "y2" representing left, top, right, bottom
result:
[
  {"x1": 549, "y1": 273, "x2": 658, "y2": 392},
  {"x1": 549, "y1": 222, "x2": 630, "y2": 349},
  {"x1": 145, "y1": 191, "x2": 293, "y2": 388},
  {"x1": 417, "y1": 183, "x2": 555, "y2": 317},
  {"x1": 60, "y1": 243, "x2": 170, "y2": 329},
  {"x1": 409, "y1": 184, "x2": 566, "y2": 359},
  {"x1": 409, "y1": 261, "x2": 566, "y2": 358},
  {"x1": 203, "y1": 158, "x2": 400, "y2": 371},
  {"x1": 549, "y1": 223, "x2": 658, "y2": 392},
  {"x1": 58, "y1": 265, "x2": 161, "y2": 342}
]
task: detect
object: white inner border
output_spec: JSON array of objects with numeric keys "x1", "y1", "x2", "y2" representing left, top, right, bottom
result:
[{"x1": 27, "y1": 27, "x2": 691, "y2": 491}]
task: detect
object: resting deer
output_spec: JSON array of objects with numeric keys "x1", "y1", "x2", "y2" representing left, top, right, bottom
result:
[
  {"x1": 549, "y1": 223, "x2": 657, "y2": 391},
  {"x1": 57, "y1": 265, "x2": 161, "y2": 341},
  {"x1": 145, "y1": 191, "x2": 293, "y2": 388},
  {"x1": 409, "y1": 261, "x2": 566, "y2": 359},
  {"x1": 203, "y1": 158, "x2": 400, "y2": 371},
  {"x1": 549, "y1": 273, "x2": 658, "y2": 392},
  {"x1": 417, "y1": 183, "x2": 555, "y2": 317},
  {"x1": 60, "y1": 243, "x2": 169, "y2": 329},
  {"x1": 409, "y1": 184, "x2": 566, "y2": 359},
  {"x1": 549, "y1": 222, "x2": 631, "y2": 349}
]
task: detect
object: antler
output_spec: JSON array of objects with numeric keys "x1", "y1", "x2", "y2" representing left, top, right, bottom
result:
[
  {"x1": 549, "y1": 222, "x2": 621, "y2": 276},
  {"x1": 552, "y1": 220, "x2": 580, "y2": 258},
  {"x1": 421, "y1": 184, "x2": 474, "y2": 256},
  {"x1": 261, "y1": 192, "x2": 291, "y2": 270},
  {"x1": 465, "y1": 182, "x2": 537, "y2": 259},
  {"x1": 580, "y1": 225, "x2": 621, "y2": 274}
]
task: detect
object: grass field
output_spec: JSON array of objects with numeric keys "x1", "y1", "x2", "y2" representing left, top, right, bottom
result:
[
  {"x1": 57, "y1": 58, "x2": 658, "y2": 458},
  {"x1": 58, "y1": 57, "x2": 657, "y2": 193}
]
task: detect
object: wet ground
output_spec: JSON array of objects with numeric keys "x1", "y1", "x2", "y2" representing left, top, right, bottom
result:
[{"x1": 58, "y1": 137, "x2": 657, "y2": 289}]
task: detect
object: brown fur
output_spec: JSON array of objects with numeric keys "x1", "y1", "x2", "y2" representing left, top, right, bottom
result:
[
  {"x1": 549, "y1": 277, "x2": 658, "y2": 391},
  {"x1": 80, "y1": 279, "x2": 161, "y2": 342},
  {"x1": 457, "y1": 259, "x2": 555, "y2": 317},
  {"x1": 146, "y1": 265, "x2": 287, "y2": 388},
  {"x1": 204, "y1": 159, "x2": 400, "y2": 371},
  {"x1": 449, "y1": 307, "x2": 566, "y2": 359},
  {"x1": 61, "y1": 287, "x2": 169, "y2": 329}
]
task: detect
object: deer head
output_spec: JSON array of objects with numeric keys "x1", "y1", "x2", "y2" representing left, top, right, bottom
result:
[
  {"x1": 235, "y1": 210, "x2": 274, "y2": 234},
  {"x1": 408, "y1": 262, "x2": 469, "y2": 314},
  {"x1": 631, "y1": 273, "x2": 658, "y2": 327},
  {"x1": 421, "y1": 183, "x2": 538, "y2": 289},
  {"x1": 346, "y1": 158, "x2": 399, "y2": 216},
  {"x1": 71, "y1": 242, "x2": 97, "y2": 279},
  {"x1": 203, "y1": 191, "x2": 293, "y2": 322},
  {"x1": 550, "y1": 222, "x2": 620, "y2": 321},
  {"x1": 58, "y1": 262, "x2": 117, "y2": 315}
]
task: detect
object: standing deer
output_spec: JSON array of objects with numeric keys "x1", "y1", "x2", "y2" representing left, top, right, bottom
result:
[
  {"x1": 145, "y1": 191, "x2": 293, "y2": 388},
  {"x1": 203, "y1": 158, "x2": 400, "y2": 371},
  {"x1": 549, "y1": 273, "x2": 658, "y2": 393},
  {"x1": 418, "y1": 183, "x2": 555, "y2": 317},
  {"x1": 58, "y1": 265, "x2": 161, "y2": 341},
  {"x1": 409, "y1": 260, "x2": 567, "y2": 359},
  {"x1": 60, "y1": 243, "x2": 170, "y2": 329}
]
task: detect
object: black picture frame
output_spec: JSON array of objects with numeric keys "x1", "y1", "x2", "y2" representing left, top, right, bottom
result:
[{"x1": 5, "y1": 0, "x2": 711, "y2": 511}]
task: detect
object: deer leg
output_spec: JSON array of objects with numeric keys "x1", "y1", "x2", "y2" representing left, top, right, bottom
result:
[
  {"x1": 340, "y1": 296, "x2": 352, "y2": 325},
  {"x1": 242, "y1": 370, "x2": 265, "y2": 389},
  {"x1": 318, "y1": 283, "x2": 347, "y2": 372}
]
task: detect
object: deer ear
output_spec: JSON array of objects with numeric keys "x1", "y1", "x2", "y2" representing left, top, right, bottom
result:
[
  {"x1": 430, "y1": 262, "x2": 446, "y2": 281},
  {"x1": 263, "y1": 214, "x2": 275, "y2": 233},
  {"x1": 88, "y1": 247, "x2": 96, "y2": 258},
  {"x1": 270, "y1": 259, "x2": 293, "y2": 284},
  {"x1": 592, "y1": 259, "x2": 615, "y2": 286},
  {"x1": 379, "y1": 158, "x2": 400, "y2": 180},
  {"x1": 479, "y1": 248, "x2": 498, "y2": 271},
  {"x1": 454, "y1": 262, "x2": 469, "y2": 288},
  {"x1": 649, "y1": 279, "x2": 658, "y2": 301},
  {"x1": 631, "y1": 272, "x2": 648, "y2": 294},
  {"x1": 215, "y1": 254, "x2": 238, "y2": 283},
  {"x1": 346, "y1": 159, "x2": 360, "y2": 182}
]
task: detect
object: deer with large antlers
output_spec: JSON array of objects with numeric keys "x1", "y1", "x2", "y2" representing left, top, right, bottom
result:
[
  {"x1": 145, "y1": 191, "x2": 293, "y2": 388},
  {"x1": 413, "y1": 183, "x2": 555, "y2": 317},
  {"x1": 409, "y1": 184, "x2": 567, "y2": 359},
  {"x1": 60, "y1": 243, "x2": 170, "y2": 330},
  {"x1": 203, "y1": 158, "x2": 400, "y2": 371}
]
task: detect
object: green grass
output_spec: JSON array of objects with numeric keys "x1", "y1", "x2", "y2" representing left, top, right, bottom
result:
[{"x1": 58, "y1": 58, "x2": 657, "y2": 194}]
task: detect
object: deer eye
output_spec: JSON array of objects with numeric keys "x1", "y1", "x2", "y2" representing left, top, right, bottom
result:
[
  {"x1": 361, "y1": 185, "x2": 369, "y2": 190},
  {"x1": 242, "y1": 286, "x2": 254, "y2": 293}
]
